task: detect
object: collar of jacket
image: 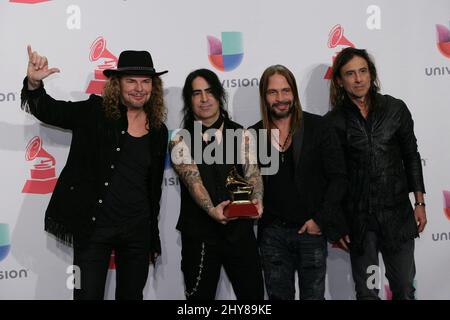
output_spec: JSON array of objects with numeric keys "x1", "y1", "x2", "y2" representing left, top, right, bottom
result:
[
  {"x1": 253, "y1": 115, "x2": 304, "y2": 180},
  {"x1": 118, "y1": 103, "x2": 127, "y2": 127},
  {"x1": 342, "y1": 92, "x2": 383, "y2": 114},
  {"x1": 118, "y1": 103, "x2": 144, "y2": 132}
]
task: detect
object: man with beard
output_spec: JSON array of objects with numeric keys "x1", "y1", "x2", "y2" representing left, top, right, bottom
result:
[
  {"x1": 21, "y1": 46, "x2": 168, "y2": 299},
  {"x1": 249, "y1": 65, "x2": 348, "y2": 300}
]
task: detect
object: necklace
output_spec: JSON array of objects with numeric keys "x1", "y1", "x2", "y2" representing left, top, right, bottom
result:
[{"x1": 271, "y1": 122, "x2": 292, "y2": 163}]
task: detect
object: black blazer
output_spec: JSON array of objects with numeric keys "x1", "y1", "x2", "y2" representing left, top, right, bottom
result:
[
  {"x1": 249, "y1": 112, "x2": 348, "y2": 242},
  {"x1": 21, "y1": 78, "x2": 168, "y2": 255}
]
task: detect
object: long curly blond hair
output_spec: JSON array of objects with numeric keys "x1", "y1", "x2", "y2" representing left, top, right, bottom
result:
[{"x1": 102, "y1": 75, "x2": 166, "y2": 129}]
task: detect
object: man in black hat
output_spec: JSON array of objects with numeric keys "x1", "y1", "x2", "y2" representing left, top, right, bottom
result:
[{"x1": 21, "y1": 45, "x2": 168, "y2": 300}]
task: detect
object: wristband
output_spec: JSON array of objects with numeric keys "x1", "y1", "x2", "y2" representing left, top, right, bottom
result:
[{"x1": 414, "y1": 202, "x2": 425, "y2": 207}]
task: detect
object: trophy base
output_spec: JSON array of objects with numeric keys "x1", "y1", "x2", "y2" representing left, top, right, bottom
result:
[{"x1": 223, "y1": 202, "x2": 259, "y2": 218}]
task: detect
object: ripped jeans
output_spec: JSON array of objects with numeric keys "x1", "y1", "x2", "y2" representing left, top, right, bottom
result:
[{"x1": 258, "y1": 223, "x2": 327, "y2": 300}]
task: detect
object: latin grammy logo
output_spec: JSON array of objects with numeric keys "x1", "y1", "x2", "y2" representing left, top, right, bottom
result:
[
  {"x1": 22, "y1": 136, "x2": 58, "y2": 194},
  {"x1": 324, "y1": 24, "x2": 355, "y2": 79},
  {"x1": 86, "y1": 36, "x2": 118, "y2": 95}
]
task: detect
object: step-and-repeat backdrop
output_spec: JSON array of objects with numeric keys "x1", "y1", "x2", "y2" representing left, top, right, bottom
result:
[{"x1": 0, "y1": 0, "x2": 449, "y2": 299}]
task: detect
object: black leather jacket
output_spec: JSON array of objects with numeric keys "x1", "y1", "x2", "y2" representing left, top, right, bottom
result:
[{"x1": 325, "y1": 93, "x2": 425, "y2": 253}]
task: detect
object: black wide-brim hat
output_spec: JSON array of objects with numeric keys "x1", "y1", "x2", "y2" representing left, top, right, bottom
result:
[{"x1": 103, "y1": 50, "x2": 168, "y2": 77}]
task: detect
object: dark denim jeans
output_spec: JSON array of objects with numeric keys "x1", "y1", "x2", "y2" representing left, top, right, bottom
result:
[
  {"x1": 73, "y1": 221, "x2": 151, "y2": 300},
  {"x1": 181, "y1": 233, "x2": 264, "y2": 300},
  {"x1": 258, "y1": 223, "x2": 327, "y2": 300},
  {"x1": 350, "y1": 230, "x2": 416, "y2": 300}
]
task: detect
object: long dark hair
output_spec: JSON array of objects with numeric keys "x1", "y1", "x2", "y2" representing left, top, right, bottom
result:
[
  {"x1": 329, "y1": 47, "x2": 380, "y2": 109},
  {"x1": 181, "y1": 68, "x2": 229, "y2": 128},
  {"x1": 259, "y1": 65, "x2": 303, "y2": 133}
]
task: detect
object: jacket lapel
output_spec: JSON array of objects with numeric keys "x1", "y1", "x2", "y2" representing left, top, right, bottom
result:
[{"x1": 292, "y1": 116, "x2": 304, "y2": 169}]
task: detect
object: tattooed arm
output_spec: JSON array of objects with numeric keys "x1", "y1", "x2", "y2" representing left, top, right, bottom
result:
[
  {"x1": 170, "y1": 135, "x2": 231, "y2": 224},
  {"x1": 241, "y1": 129, "x2": 264, "y2": 216}
]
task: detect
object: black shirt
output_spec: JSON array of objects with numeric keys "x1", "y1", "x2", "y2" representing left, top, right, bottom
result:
[
  {"x1": 176, "y1": 118, "x2": 254, "y2": 240},
  {"x1": 99, "y1": 132, "x2": 152, "y2": 226},
  {"x1": 264, "y1": 144, "x2": 308, "y2": 226}
]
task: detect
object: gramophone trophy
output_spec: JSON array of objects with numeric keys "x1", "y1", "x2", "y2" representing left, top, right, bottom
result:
[
  {"x1": 22, "y1": 136, "x2": 58, "y2": 194},
  {"x1": 223, "y1": 167, "x2": 258, "y2": 218},
  {"x1": 86, "y1": 36, "x2": 118, "y2": 94}
]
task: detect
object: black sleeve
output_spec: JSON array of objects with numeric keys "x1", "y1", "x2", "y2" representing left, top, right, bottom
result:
[
  {"x1": 396, "y1": 101, "x2": 425, "y2": 193},
  {"x1": 149, "y1": 124, "x2": 169, "y2": 256},
  {"x1": 314, "y1": 120, "x2": 349, "y2": 242},
  {"x1": 21, "y1": 77, "x2": 97, "y2": 130}
]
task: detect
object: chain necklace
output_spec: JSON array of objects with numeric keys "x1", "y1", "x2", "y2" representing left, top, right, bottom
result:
[{"x1": 271, "y1": 122, "x2": 292, "y2": 163}]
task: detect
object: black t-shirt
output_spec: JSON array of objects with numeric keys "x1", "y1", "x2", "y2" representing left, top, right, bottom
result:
[
  {"x1": 264, "y1": 144, "x2": 309, "y2": 226},
  {"x1": 98, "y1": 132, "x2": 152, "y2": 226}
]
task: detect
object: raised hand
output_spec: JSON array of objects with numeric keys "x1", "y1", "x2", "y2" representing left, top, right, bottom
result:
[{"x1": 27, "y1": 45, "x2": 60, "y2": 89}]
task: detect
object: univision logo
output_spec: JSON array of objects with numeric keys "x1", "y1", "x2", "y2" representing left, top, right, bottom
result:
[
  {"x1": 430, "y1": 191, "x2": 450, "y2": 242},
  {"x1": 0, "y1": 224, "x2": 11, "y2": 262},
  {"x1": 207, "y1": 32, "x2": 244, "y2": 72},
  {"x1": 0, "y1": 223, "x2": 29, "y2": 281},
  {"x1": 0, "y1": 92, "x2": 17, "y2": 102},
  {"x1": 436, "y1": 22, "x2": 450, "y2": 58},
  {"x1": 425, "y1": 22, "x2": 450, "y2": 77}
]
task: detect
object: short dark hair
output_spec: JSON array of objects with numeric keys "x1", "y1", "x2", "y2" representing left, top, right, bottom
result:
[
  {"x1": 181, "y1": 68, "x2": 229, "y2": 127},
  {"x1": 329, "y1": 47, "x2": 380, "y2": 108}
]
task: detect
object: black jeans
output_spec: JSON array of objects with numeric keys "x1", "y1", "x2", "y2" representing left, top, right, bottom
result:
[
  {"x1": 73, "y1": 221, "x2": 151, "y2": 300},
  {"x1": 258, "y1": 223, "x2": 327, "y2": 300},
  {"x1": 181, "y1": 232, "x2": 264, "y2": 300},
  {"x1": 350, "y1": 230, "x2": 416, "y2": 300}
]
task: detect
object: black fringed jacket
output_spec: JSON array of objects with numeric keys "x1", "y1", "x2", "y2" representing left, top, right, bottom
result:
[{"x1": 21, "y1": 78, "x2": 168, "y2": 255}]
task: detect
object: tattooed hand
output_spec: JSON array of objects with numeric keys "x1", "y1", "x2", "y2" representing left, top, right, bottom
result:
[{"x1": 241, "y1": 129, "x2": 264, "y2": 212}]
